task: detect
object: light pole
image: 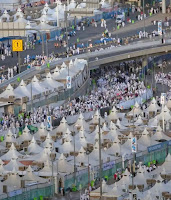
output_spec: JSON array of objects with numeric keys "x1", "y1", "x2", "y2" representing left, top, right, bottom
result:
[
  {"x1": 30, "y1": 78, "x2": 33, "y2": 113},
  {"x1": 64, "y1": 10, "x2": 69, "y2": 58},
  {"x1": 73, "y1": 131, "x2": 76, "y2": 186},
  {"x1": 55, "y1": 0, "x2": 59, "y2": 28},
  {"x1": 98, "y1": 117, "x2": 102, "y2": 199},
  {"x1": 87, "y1": 39, "x2": 91, "y2": 53},
  {"x1": 51, "y1": 151, "x2": 54, "y2": 197},
  {"x1": 86, "y1": 150, "x2": 90, "y2": 191},
  {"x1": 143, "y1": 0, "x2": 146, "y2": 35}
]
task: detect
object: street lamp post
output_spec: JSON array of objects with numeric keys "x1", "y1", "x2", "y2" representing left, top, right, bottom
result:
[
  {"x1": 56, "y1": 0, "x2": 59, "y2": 28},
  {"x1": 51, "y1": 151, "x2": 54, "y2": 197},
  {"x1": 73, "y1": 131, "x2": 76, "y2": 185},
  {"x1": 143, "y1": 0, "x2": 146, "y2": 35},
  {"x1": 30, "y1": 78, "x2": 33, "y2": 113},
  {"x1": 64, "y1": 10, "x2": 69, "y2": 58},
  {"x1": 98, "y1": 117, "x2": 102, "y2": 199},
  {"x1": 86, "y1": 150, "x2": 90, "y2": 190}
]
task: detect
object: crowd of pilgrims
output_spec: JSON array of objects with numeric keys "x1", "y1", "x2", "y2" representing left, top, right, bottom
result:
[
  {"x1": 155, "y1": 72, "x2": 171, "y2": 88},
  {"x1": 0, "y1": 61, "x2": 149, "y2": 133}
]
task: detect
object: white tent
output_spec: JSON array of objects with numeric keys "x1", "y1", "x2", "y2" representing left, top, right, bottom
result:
[
  {"x1": 24, "y1": 148, "x2": 51, "y2": 162},
  {"x1": 90, "y1": 110, "x2": 105, "y2": 125},
  {"x1": 27, "y1": 137, "x2": 43, "y2": 154},
  {"x1": 35, "y1": 19, "x2": 56, "y2": 31},
  {"x1": 38, "y1": 160, "x2": 54, "y2": 177},
  {"x1": 148, "y1": 116, "x2": 158, "y2": 128},
  {"x1": 146, "y1": 98, "x2": 160, "y2": 113},
  {"x1": 0, "y1": 84, "x2": 15, "y2": 98},
  {"x1": 76, "y1": 126, "x2": 91, "y2": 140},
  {"x1": 57, "y1": 154, "x2": 74, "y2": 174},
  {"x1": 134, "y1": 115, "x2": 144, "y2": 126},
  {"x1": 52, "y1": 63, "x2": 75, "y2": 80},
  {"x1": 4, "y1": 171, "x2": 21, "y2": 188},
  {"x1": 121, "y1": 134, "x2": 146, "y2": 154},
  {"x1": 90, "y1": 125, "x2": 103, "y2": 141},
  {"x1": 75, "y1": 147, "x2": 89, "y2": 165},
  {"x1": 73, "y1": 58, "x2": 87, "y2": 71},
  {"x1": 0, "y1": 10, "x2": 10, "y2": 21},
  {"x1": 68, "y1": 0, "x2": 76, "y2": 10},
  {"x1": 128, "y1": 102, "x2": 142, "y2": 117},
  {"x1": 161, "y1": 153, "x2": 171, "y2": 173},
  {"x1": 89, "y1": 142, "x2": 115, "y2": 165},
  {"x1": 1, "y1": 143, "x2": 23, "y2": 160},
  {"x1": 13, "y1": 8, "x2": 24, "y2": 20},
  {"x1": 138, "y1": 128, "x2": 153, "y2": 147},
  {"x1": 14, "y1": 16, "x2": 27, "y2": 23},
  {"x1": 109, "y1": 121, "x2": 118, "y2": 130},
  {"x1": 60, "y1": 140, "x2": 79, "y2": 154},
  {"x1": 75, "y1": 113, "x2": 90, "y2": 131},
  {"x1": 25, "y1": 21, "x2": 37, "y2": 35},
  {"x1": 4, "y1": 158, "x2": 24, "y2": 172},
  {"x1": 17, "y1": 126, "x2": 32, "y2": 144},
  {"x1": 151, "y1": 125, "x2": 170, "y2": 141},
  {"x1": 157, "y1": 105, "x2": 171, "y2": 122},
  {"x1": 133, "y1": 171, "x2": 148, "y2": 188},
  {"x1": 108, "y1": 106, "x2": 119, "y2": 121},
  {"x1": 40, "y1": 72, "x2": 64, "y2": 91},
  {"x1": 42, "y1": 3, "x2": 54, "y2": 15},
  {"x1": 35, "y1": 9, "x2": 55, "y2": 22},
  {"x1": 105, "y1": 138, "x2": 121, "y2": 156},
  {"x1": 52, "y1": 4, "x2": 65, "y2": 20},
  {"x1": 91, "y1": 180, "x2": 113, "y2": 195},
  {"x1": 34, "y1": 122, "x2": 48, "y2": 139},
  {"x1": 41, "y1": 133, "x2": 54, "y2": 148},
  {"x1": 103, "y1": 182, "x2": 125, "y2": 197},
  {"x1": 14, "y1": 80, "x2": 31, "y2": 99},
  {"x1": 102, "y1": 123, "x2": 110, "y2": 133},
  {"x1": 53, "y1": 118, "x2": 72, "y2": 136},
  {"x1": 23, "y1": 165, "x2": 47, "y2": 183},
  {"x1": 26, "y1": 76, "x2": 49, "y2": 95},
  {"x1": 116, "y1": 119, "x2": 127, "y2": 130},
  {"x1": 166, "y1": 98, "x2": 171, "y2": 109},
  {"x1": 1, "y1": 129, "x2": 17, "y2": 146},
  {"x1": 0, "y1": 163, "x2": 7, "y2": 175},
  {"x1": 99, "y1": 0, "x2": 111, "y2": 8}
]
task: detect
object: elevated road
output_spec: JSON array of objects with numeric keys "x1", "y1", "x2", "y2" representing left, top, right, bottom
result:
[{"x1": 0, "y1": 38, "x2": 171, "y2": 89}]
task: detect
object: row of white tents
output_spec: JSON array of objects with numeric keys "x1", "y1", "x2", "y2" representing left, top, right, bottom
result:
[
  {"x1": 0, "y1": 0, "x2": 111, "y2": 13},
  {"x1": 0, "y1": 0, "x2": 111, "y2": 32},
  {"x1": 0, "y1": 58, "x2": 87, "y2": 100},
  {"x1": 91, "y1": 154, "x2": 171, "y2": 199},
  {"x1": 0, "y1": 97, "x2": 170, "y2": 196}
]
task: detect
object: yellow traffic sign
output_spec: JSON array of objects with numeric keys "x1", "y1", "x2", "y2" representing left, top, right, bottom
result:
[{"x1": 12, "y1": 39, "x2": 23, "y2": 52}]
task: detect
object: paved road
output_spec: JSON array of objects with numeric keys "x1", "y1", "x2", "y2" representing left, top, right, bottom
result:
[
  {"x1": 1, "y1": 37, "x2": 171, "y2": 90},
  {"x1": 0, "y1": 11, "x2": 169, "y2": 69}
]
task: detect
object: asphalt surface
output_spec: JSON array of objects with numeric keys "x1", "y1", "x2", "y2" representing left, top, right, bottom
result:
[{"x1": 0, "y1": 10, "x2": 169, "y2": 71}]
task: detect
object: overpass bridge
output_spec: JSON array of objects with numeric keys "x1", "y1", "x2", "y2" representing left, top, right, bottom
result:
[{"x1": 0, "y1": 38, "x2": 171, "y2": 89}]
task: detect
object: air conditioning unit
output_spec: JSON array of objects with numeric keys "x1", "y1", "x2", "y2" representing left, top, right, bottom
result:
[
  {"x1": 50, "y1": 153, "x2": 56, "y2": 160},
  {"x1": 3, "y1": 185, "x2": 7, "y2": 193},
  {"x1": 21, "y1": 180, "x2": 25, "y2": 188},
  {"x1": 116, "y1": 152, "x2": 119, "y2": 157},
  {"x1": 40, "y1": 136, "x2": 46, "y2": 141},
  {"x1": 24, "y1": 147, "x2": 28, "y2": 152},
  {"x1": 19, "y1": 166, "x2": 25, "y2": 171}
]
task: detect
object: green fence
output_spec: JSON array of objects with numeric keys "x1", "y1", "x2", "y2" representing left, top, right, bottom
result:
[
  {"x1": 0, "y1": 184, "x2": 54, "y2": 200},
  {"x1": 64, "y1": 145, "x2": 171, "y2": 191}
]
